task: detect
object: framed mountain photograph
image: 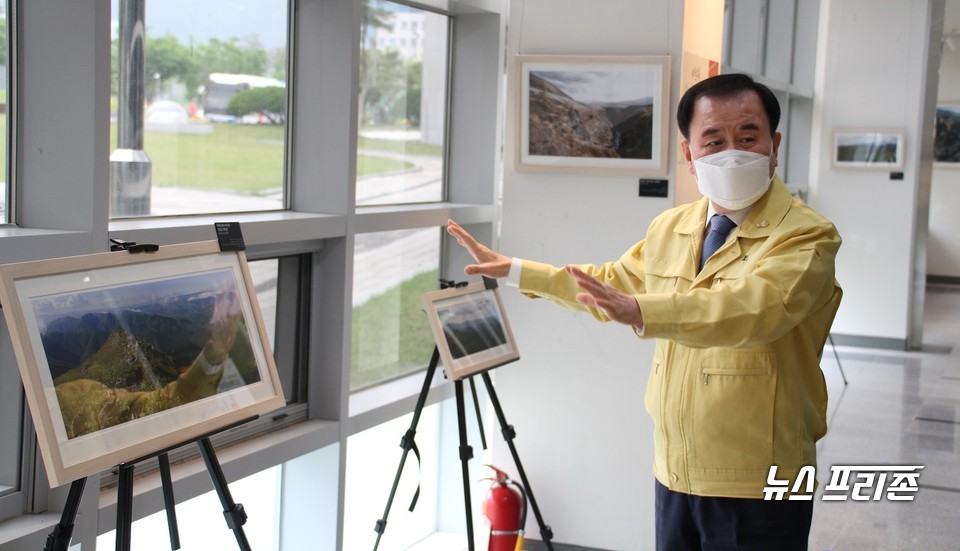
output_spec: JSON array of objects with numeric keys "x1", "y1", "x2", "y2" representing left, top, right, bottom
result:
[
  {"x1": 514, "y1": 54, "x2": 671, "y2": 174},
  {"x1": 831, "y1": 129, "x2": 904, "y2": 169},
  {"x1": 0, "y1": 241, "x2": 284, "y2": 486},
  {"x1": 934, "y1": 104, "x2": 960, "y2": 165}
]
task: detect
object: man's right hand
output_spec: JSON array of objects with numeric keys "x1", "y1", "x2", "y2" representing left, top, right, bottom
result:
[{"x1": 446, "y1": 219, "x2": 512, "y2": 278}]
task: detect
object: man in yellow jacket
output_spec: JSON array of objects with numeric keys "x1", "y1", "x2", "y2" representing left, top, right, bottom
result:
[{"x1": 447, "y1": 73, "x2": 841, "y2": 550}]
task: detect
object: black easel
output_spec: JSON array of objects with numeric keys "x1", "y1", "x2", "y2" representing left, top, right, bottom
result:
[
  {"x1": 44, "y1": 422, "x2": 255, "y2": 551},
  {"x1": 373, "y1": 279, "x2": 555, "y2": 551}
]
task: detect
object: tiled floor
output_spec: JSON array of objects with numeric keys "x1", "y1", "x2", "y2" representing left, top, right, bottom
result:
[{"x1": 808, "y1": 283, "x2": 960, "y2": 551}]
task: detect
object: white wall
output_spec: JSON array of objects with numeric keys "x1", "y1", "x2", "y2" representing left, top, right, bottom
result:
[
  {"x1": 931, "y1": 0, "x2": 960, "y2": 279},
  {"x1": 492, "y1": 1, "x2": 683, "y2": 548},
  {"x1": 810, "y1": 0, "x2": 942, "y2": 346}
]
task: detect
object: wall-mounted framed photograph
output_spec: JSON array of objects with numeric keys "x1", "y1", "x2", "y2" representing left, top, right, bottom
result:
[
  {"x1": 832, "y1": 129, "x2": 904, "y2": 169},
  {"x1": 421, "y1": 282, "x2": 519, "y2": 382},
  {"x1": 514, "y1": 54, "x2": 671, "y2": 175},
  {"x1": 934, "y1": 103, "x2": 960, "y2": 166},
  {"x1": 0, "y1": 241, "x2": 284, "y2": 487}
]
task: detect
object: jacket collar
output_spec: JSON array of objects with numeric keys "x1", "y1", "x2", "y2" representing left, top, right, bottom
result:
[
  {"x1": 675, "y1": 175, "x2": 791, "y2": 238},
  {"x1": 675, "y1": 176, "x2": 792, "y2": 280}
]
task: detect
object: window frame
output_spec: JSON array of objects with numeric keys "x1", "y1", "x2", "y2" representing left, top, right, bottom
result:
[
  {"x1": 107, "y1": 0, "x2": 295, "y2": 221},
  {"x1": 0, "y1": 0, "x2": 505, "y2": 547},
  {"x1": 354, "y1": 0, "x2": 455, "y2": 208}
]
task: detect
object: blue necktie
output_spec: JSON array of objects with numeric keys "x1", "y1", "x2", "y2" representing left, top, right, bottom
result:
[{"x1": 700, "y1": 214, "x2": 737, "y2": 271}]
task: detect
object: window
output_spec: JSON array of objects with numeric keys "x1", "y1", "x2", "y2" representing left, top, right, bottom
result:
[
  {"x1": 342, "y1": 406, "x2": 442, "y2": 549},
  {"x1": 109, "y1": 0, "x2": 289, "y2": 218},
  {"x1": 0, "y1": 316, "x2": 23, "y2": 507},
  {"x1": 357, "y1": 1, "x2": 449, "y2": 206},
  {"x1": 351, "y1": 227, "x2": 441, "y2": 389},
  {"x1": 1, "y1": 2, "x2": 11, "y2": 223},
  {"x1": 0, "y1": 2, "x2": 19, "y2": 520},
  {"x1": 97, "y1": 465, "x2": 281, "y2": 549}
]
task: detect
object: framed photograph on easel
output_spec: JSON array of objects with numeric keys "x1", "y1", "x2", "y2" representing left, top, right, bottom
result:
[
  {"x1": 421, "y1": 281, "x2": 519, "y2": 382},
  {"x1": 0, "y1": 241, "x2": 284, "y2": 486}
]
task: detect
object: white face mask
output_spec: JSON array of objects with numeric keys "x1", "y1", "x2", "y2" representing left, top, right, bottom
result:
[{"x1": 694, "y1": 149, "x2": 774, "y2": 210}]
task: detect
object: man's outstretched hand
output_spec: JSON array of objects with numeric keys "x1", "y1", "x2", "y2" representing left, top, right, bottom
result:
[
  {"x1": 446, "y1": 219, "x2": 512, "y2": 278},
  {"x1": 566, "y1": 265, "x2": 644, "y2": 328}
]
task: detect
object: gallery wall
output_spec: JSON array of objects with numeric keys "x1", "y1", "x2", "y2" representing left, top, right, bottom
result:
[
  {"x1": 493, "y1": 1, "x2": 682, "y2": 548},
  {"x1": 809, "y1": 0, "x2": 943, "y2": 347},
  {"x1": 930, "y1": 0, "x2": 960, "y2": 279},
  {"x1": 491, "y1": 0, "x2": 947, "y2": 548}
]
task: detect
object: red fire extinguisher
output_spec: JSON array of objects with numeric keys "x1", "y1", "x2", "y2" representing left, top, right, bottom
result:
[{"x1": 481, "y1": 465, "x2": 527, "y2": 551}]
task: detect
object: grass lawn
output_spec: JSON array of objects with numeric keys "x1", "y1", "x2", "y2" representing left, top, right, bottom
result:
[
  {"x1": 109, "y1": 122, "x2": 424, "y2": 195},
  {"x1": 351, "y1": 269, "x2": 439, "y2": 389}
]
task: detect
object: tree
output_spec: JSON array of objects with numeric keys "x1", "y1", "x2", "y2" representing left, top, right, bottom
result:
[
  {"x1": 363, "y1": 48, "x2": 408, "y2": 125},
  {"x1": 227, "y1": 87, "x2": 285, "y2": 124},
  {"x1": 269, "y1": 47, "x2": 287, "y2": 82},
  {"x1": 0, "y1": 21, "x2": 7, "y2": 67},
  {"x1": 145, "y1": 34, "x2": 196, "y2": 101},
  {"x1": 359, "y1": 2, "x2": 395, "y2": 126},
  {"x1": 198, "y1": 36, "x2": 268, "y2": 75}
]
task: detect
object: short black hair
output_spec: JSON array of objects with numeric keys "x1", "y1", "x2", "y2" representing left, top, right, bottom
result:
[{"x1": 676, "y1": 73, "x2": 781, "y2": 140}]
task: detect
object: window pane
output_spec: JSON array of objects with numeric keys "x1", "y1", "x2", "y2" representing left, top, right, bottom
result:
[
  {"x1": 0, "y1": 315, "x2": 22, "y2": 499},
  {"x1": 343, "y1": 406, "x2": 440, "y2": 549},
  {"x1": 352, "y1": 227, "x2": 440, "y2": 389},
  {"x1": 97, "y1": 465, "x2": 281, "y2": 549},
  {"x1": 110, "y1": 0, "x2": 289, "y2": 218},
  {"x1": 247, "y1": 258, "x2": 278, "y2": 350},
  {"x1": 357, "y1": 1, "x2": 449, "y2": 206},
  {"x1": 247, "y1": 256, "x2": 304, "y2": 404},
  {"x1": 1, "y1": 4, "x2": 9, "y2": 223}
]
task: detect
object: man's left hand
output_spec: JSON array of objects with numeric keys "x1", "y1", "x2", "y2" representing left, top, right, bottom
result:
[{"x1": 566, "y1": 265, "x2": 644, "y2": 328}]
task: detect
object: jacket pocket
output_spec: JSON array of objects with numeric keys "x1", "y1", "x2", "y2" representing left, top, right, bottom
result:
[
  {"x1": 644, "y1": 353, "x2": 663, "y2": 419},
  {"x1": 644, "y1": 350, "x2": 665, "y2": 466},
  {"x1": 690, "y1": 351, "x2": 777, "y2": 472}
]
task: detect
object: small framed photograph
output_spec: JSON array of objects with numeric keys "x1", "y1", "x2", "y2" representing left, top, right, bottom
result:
[
  {"x1": 514, "y1": 54, "x2": 671, "y2": 174},
  {"x1": 832, "y1": 129, "x2": 904, "y2": 169},
  {"x1": 421, "y1": 282, "x2": 519, "y2": 382},
  {"x1": 934, "y1": 104, "x2": 960, "y2": 165},
  {"x1": 0, "y1": 241, "x2": 285, "y2": 486}
]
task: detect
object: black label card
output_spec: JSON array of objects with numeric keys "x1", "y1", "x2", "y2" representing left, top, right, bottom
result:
[
  {"x1": 215, "y1": 222, "x2": 246, "y2": 251},
  {"x1": 638, "y1": 179, "x2": 669, "y2": 198}
]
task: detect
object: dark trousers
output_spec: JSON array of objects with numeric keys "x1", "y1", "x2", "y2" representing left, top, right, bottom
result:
[{"x1": 655, "y1": 480, "x2": 813, "y2": 550}]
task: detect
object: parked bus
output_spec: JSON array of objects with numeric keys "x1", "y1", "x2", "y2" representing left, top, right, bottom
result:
[{"x1": 201, "y1": 73, "x2": 286, "y2": 122}]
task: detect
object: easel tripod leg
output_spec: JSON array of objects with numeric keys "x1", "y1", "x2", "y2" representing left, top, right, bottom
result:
[
  {"x1": 43, "y1": 477, "x2": 86, "y2": 551},
  {"x1": 481, "y1": 372, "x2": 555, "y2": 550},
  {"x1": 373, "y1": 347, "x2": 441, "y2": 550},
  {"x1": 116, "y1": 463, "x2": 135, "y2": 551},
  {"x1": 159, "y1": 453, "x2": 181, "y2": 550},
  {"x1": 455, "y1": 379, "x2": 476, "y2": 551},
  {"x1": 198, "y1": 437, "x2": 251, "y2": 551}
]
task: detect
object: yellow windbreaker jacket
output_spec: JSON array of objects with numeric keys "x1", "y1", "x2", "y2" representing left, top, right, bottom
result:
[{"x1": 518, "y1": 177, "x2": 842, "y2": 498}]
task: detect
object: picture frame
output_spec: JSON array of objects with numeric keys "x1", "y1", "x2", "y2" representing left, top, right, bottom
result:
[
  {"x1": 421, "y1": 282, "x2": 519, "y2": 382},
  {"x1": 831, "y1": 129, "x2": 904, "y2": 169},
  {"x1": 934, "y1": 104, "x2": 960, "y2": 165},
  {"x1": 0, "y1": 241, "x2": 285, "y2": 487},
  {"x1": 515, "y1": 54, "x2": 671, "y2": 174}
]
